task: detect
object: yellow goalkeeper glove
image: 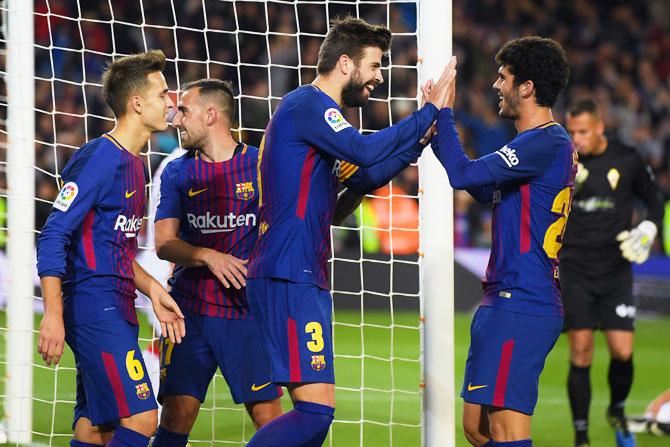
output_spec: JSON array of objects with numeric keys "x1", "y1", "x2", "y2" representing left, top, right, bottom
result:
[{"x1": 616, "y1": 220, "x2": 657, "y2": 264}]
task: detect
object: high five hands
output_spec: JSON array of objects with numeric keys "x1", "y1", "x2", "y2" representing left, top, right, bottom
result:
[{"x1": 420, "y1": 55, "x2": 458, "y2": 144}]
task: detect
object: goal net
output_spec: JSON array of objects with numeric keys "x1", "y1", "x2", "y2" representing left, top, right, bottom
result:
[{"x1": 0, "y1": 0, "x2": 452, "y2": 445}]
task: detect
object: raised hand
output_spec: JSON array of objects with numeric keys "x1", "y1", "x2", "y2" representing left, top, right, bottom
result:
[{"x1": 426, "y1": 55, "x2": 458, "y2": 110}]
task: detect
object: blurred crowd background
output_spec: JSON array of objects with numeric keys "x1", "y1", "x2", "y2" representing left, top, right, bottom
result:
[{"x1": 1, "y1": 0, "x2": 669, "y2": 259}]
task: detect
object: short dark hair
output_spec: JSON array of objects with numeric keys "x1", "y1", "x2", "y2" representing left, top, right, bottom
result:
[
  {"x1": 317, "y1": 16, "x2": 392, "y2": 75},
  {"x1": 495, "y1": 36, "x2": 569, "y2": 108},
  {"x1": 181, "y1": 78, "x2": 236, "y2": 122},
  {"x1": 101, "y1": 49, "x2": 166, "y2": 117},
  {"x1": 567, "y1": 97, "x2": 602, "y2": 119}
]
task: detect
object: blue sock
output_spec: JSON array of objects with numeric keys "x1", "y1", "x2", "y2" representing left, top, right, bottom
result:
[
  {"x1": 494, "y1": 440, "x2": 532, "y2": 447},
  {"x1": 247, "y1": 401, "x2": 335, "y2": 447},
  {"x1": 152, "y1": 426, "x2": 189, "y2": 447},
  {"x1": 70, "y1": 441, "x2": 103, "y2": 447},
  {"x1": 107, "y1": 426, "x2": 151, "y2": 447}
]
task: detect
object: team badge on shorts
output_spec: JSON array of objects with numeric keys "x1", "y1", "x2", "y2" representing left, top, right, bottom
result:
[
  {"x1": 236, "y1": 181, "x2": 255, "y2": 200},
  {"x1": 135, "y1": 382, "x2": 151, "y2": 400},
  {"x1": 311, "y1": 355, "x2": 326, "y2": 371}
]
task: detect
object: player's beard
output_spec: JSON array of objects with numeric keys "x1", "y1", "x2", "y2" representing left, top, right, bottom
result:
[
  {"x1": 179, "y1": 129, "x2": 202, "y2": 151},
  {"x1": 342, "y1": 72, "x2": 372, "y2": 108},
  {"x1": 499, "y1": 89, "x2": 521, "y2": 120}
]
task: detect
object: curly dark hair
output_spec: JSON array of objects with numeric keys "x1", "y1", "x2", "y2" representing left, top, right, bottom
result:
[
  {"x1": 317, "y1": 16, "x2": 392, "y2": 75},
  {"x1": 101, "y1": 49, "x2": 166, "y2": 118},
  {"x1": 495, "y1": 36, "x2": 569, "y2": 108}
]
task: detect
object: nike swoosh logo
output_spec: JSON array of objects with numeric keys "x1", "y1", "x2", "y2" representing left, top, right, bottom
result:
[
  {"x1": 467, "y1": 384, "x2": 487, "y2": 391},
  {"x1": 251, "y1": 381, "x2": 272, "y2": 392},
  {"x1": 188, "y1": 187, "x2": 208, "y2": 197},
  {"x1": 125, "y1": 190, "x2": 136, "y2": 198}
]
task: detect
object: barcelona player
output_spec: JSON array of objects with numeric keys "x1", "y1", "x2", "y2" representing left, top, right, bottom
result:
[
  {"x1": 151, "y1": 79, "x2": 283, "y2": 446},
  {"x1": 433, "y1": 37, "x2": 572, "y2": 446},
  {"x1": 245, "y1": 16, "x2": 454, "y2": 447},
  {"x1": 37, "y1": 50, "x2": 186, "y2": 447}
]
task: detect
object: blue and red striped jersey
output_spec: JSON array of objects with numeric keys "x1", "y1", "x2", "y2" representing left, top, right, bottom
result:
[
  {"x1": 155, "y1": 143, "x2": 258, "y2": 319},
  {"x1": 248, "y1": 85, "x2": 437, "y2": 289},
  {"x1": 37, "y1": 134, "x2": 147, "y2": 326},
  {"x1": 435, "y1": 109, "x2": 577, "y2": 317}
]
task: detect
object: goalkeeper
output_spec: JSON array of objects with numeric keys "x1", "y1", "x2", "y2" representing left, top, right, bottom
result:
[{"x1": 561, "y1": 97, "x2": 664, "y2": 447}]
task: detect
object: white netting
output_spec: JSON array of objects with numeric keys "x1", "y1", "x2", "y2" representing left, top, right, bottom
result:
[{"x1": 0, "y1": 1, "x2": 423, "y2": 445}]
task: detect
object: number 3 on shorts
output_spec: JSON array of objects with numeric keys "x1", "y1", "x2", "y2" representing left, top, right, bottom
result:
[
  {"x1": 125, "y1": 349, "x2": 145, "y2": 381},
  {"x1": 305, "y1": 322, "x2": 324, "y2": 353}
]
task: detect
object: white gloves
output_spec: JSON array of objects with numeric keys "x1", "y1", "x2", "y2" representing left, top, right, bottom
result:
[{"x1": 616, "y1": 220, "x2": 657, "y2": 264}]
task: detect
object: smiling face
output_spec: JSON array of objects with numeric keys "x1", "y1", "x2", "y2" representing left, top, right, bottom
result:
[
  {"x1": 492, "y1": 65, "x2": 522, "y2": 120},
  {"x1": 341, "y1": 46, "x2": 384, "y2": 108},
  {"x1": 139, "y1": 71, "x2": 174, "y2": 131},
  {"x1": 172, "y1": 88, "x2": 207, "y2": 150}
]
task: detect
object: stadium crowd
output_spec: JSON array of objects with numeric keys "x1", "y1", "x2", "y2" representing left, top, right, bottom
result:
[{"x1": 16, "y1": 0, "x2": 670, "y2": 257}]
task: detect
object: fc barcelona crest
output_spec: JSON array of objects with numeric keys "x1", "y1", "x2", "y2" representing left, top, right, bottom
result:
[
  {"x1": 311, "y1": 355, "x2": 326, "y2": 371},
  {"x1": 236, "y1": 181, "x2": 255, "y2": 200},
  {"x1": 135, "y1": 382, "x2": 151, "y2": 400}
]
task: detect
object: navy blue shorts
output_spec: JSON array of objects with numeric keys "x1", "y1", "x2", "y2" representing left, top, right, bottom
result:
[
  {"x1": 460, "y1": 306, "x2": 562, "y2": 415},
  {"x1": 158, "y1": 308, "x2": 282, "y2": 404},
  {"x1": 246, "y1": 278, "x2": 335, "y2": 384},
  {"x1": 66, "y1": 319, "x2": 157, "y2": 427}
]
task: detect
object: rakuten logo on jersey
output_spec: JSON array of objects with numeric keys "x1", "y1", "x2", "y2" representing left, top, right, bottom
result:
[
  {"x1": 114, "y1": 214, "x2": 143, "y2": 238},
  {"x1": 496, "y1": 145, "x2": 519, "y2": 167},
  {"x1": 186, "y1": 212, "x2": 257, "y2": 234}
]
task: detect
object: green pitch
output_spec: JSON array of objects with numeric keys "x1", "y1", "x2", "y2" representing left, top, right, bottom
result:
[{"x1": 18, "y1": 311, "x2": 670, "y2": 446}]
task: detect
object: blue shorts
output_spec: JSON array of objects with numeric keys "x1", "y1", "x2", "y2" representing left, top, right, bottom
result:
[
  {"x1": 66, "y1": 319, "x2": 157, "y2": 427},
  {"x1": 158, "y1": 308, "x2": 282, "y2": 404},
  {"x1": 246, "y1": 278, "x2": 335, "y2": 384},
  {"x1": 460, "y1": 306, "x2": 562, "y2": 415}
]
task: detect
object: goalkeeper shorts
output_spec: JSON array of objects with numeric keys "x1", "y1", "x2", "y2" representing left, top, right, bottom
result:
[
  {"x1": 560, "y1": 266, "x2": 635, "y2": 331},
  {"x1": 461, "y1": 306, "x2": 562, "y2": 415},
  {"x1": 66, "y1": 318, "x2": 158, "y2": 428},
  {"x1": 157, "y1": 308, "x2": 282, "y2": 404},
  {"x1": 246, "y1": 277, "x2": 335, "y2": 385}
]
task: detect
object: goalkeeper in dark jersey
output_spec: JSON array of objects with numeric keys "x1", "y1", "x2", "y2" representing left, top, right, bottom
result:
[{"x1": 561, "y1": 98, "x2": 664, "y2": 447}]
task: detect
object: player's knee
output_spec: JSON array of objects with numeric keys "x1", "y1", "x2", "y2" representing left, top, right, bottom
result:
[
  {"x1": 462, "y1": 419, "x2": 488, "y2": 446},
  {"x1": 121, "y1": 410, "x2": 158, "y2": 438},
  {"x1": 488, "y1": 419, "x2": 527, "y2": 442},
  {"x1": 570, "y1": 346, "x2": 593, "y2": 366},
  {"x1": 610, "y1": 348, "x2": 633, "y2": 361},
  {"x1": 462, "y1": 429, "x2": 489, "y2": 446}
]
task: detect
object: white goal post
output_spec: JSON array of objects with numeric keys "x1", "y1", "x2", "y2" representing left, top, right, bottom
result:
[
  {"x1": 418, "y1": 0, "x2": 454, "y2": 444},
  {"x1": 5, "y1": 0, "x2": 35, "y2": 443}
]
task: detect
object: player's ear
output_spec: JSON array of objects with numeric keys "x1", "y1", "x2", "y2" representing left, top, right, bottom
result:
[
  {"x1": 521, "y1": 80, "x2": 534, "y2": 99},
  {"x1": 206, "y1": 106, "x2": 217, "y2": 126},
  {"x1": 130, "y1": 94, "x2": 142, "y2": 114},
  {"x1": 339, "y1": 54, "x2": 352, "y2": 76},
  {"x1": 596, "y1": 118, "x2": 605, "y2": 135}
]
